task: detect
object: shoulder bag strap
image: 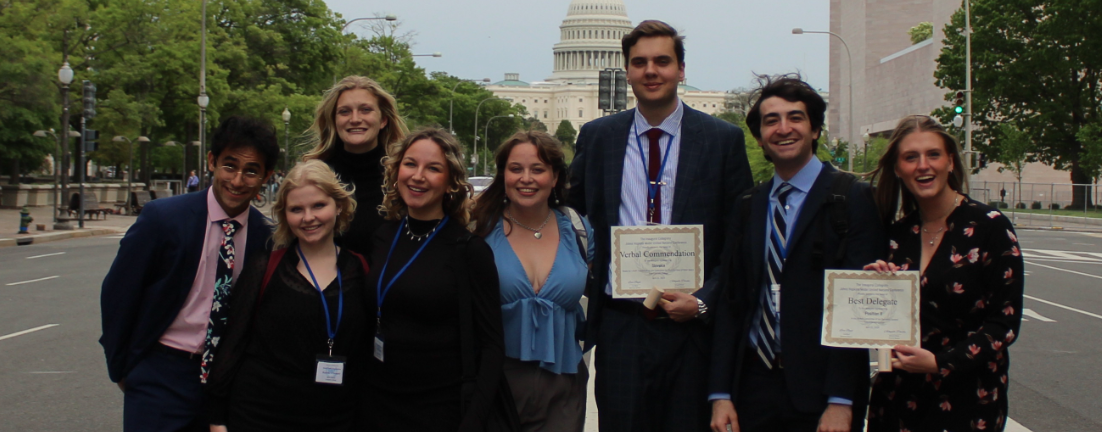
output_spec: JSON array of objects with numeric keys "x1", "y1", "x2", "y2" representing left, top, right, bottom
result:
[{"x1": 259, "y1": 247, "x2": 288, "y2": 303}]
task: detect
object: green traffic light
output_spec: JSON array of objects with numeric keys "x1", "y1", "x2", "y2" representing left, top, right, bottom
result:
[{"x1": 954, "y1": 106, "x2": 964, "y2": 114}]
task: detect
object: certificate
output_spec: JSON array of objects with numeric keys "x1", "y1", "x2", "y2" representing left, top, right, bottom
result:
[
  {"x1": 610, "y1": 225, "x2": 703, "y2": 298},
  {"x1": 821, "y1": 270, "x2": 920, "y2": 349}
]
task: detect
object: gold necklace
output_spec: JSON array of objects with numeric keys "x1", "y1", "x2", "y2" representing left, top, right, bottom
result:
[{"x1": 920, "y1": 194, "x2": 961, "y2": 246}]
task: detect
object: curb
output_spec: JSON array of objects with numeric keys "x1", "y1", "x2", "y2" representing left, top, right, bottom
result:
[{"x1": 0, "y1": 227, "x2": 126, "y2": 248}]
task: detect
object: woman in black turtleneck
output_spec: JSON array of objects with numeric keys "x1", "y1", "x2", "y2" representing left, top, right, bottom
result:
[{"x1": 302, "y1": 76, "x2": 409, "y2": 256}]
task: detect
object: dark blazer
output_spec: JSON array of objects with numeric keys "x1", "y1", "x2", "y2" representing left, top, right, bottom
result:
[
  {"x1": 710, "y1": 163, "x2": 884, "y2": 417},
  {"x1": 568, "y1": 104, "x2": 752, "y2": 351},
  {"x1": 99, "y1": 189, "x2": 271, "y2": 383}
]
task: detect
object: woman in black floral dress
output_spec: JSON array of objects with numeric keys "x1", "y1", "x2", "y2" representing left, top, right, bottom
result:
[{"x1": 864, "y1": 115, "x2": 1024, "y2": 432}]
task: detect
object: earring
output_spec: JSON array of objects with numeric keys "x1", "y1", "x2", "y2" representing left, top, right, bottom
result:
[
  {"x1": 503, "y1": 196, "x2": 509, "y2": 205},
  {"x1": 552, "y1": 190, "x2": 560, "y2": 206}
]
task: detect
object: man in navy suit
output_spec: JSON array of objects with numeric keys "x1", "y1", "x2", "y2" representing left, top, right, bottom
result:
[
  {"x1": 709, "y1": 75, "x2": 884, "y2": 432},
  {"x1": 568, "y1": 20, "x2": 752, "y2": 431},
  {"x1": 100, "y1": 116, "x2": 278, "y2": 431}
]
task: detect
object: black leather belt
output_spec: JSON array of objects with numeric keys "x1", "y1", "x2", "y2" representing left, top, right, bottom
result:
[
  {"x1": 153, "y1": 343, "x2": 202, "y2": 361},
  {"x1": 602, "y1": 295, "x2": 668, "y2": 320}
]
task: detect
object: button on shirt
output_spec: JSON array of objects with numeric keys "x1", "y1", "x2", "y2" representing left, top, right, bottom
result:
[
  {"x1": 607, "y1": 101, "x2": 684, "y2": 295},
  {"x1": 159, "y1": 188, "x2": 250, "y2": 354}
]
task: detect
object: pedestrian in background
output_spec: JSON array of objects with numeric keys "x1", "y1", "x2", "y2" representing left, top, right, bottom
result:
[
  {"x1": 472, "y1": 131, "x2": 592, "y2": 431},
  {"x1": 206, "y1": 159, "x2": 371, "y2": 432},
  {"x1": 863, "y1": 115, "x2": 1024, "y2": 431},
  {"x1": 303, "y1": 75, "x2": 409, "y2": 256},
  {"x1": 186, "y1": 170, "x2": 199, "y2": 193},
  {"x1": 359, "y1": 128, "x2": 511, "y2": 431}
]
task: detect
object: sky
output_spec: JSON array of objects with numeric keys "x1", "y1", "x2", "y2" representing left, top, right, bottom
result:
[{"x1": 324, "y1": 0, "x2": 832, "y2": 93}]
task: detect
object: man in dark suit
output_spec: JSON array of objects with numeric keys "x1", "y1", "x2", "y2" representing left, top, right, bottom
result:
[
  {"x1": 569, "y1": 20, "x2": 752, "y2": 432},
  {"x1": 100, "y1": 116, "x2": 278, "y2": 431},
  {"x1": 709, "y1": 75, "x2": 884, "y2": 432}
]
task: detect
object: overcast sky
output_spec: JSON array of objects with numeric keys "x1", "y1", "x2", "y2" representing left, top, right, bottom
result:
[{"x1": 324, "y1": 0, "x2": 832, "y2": 92}]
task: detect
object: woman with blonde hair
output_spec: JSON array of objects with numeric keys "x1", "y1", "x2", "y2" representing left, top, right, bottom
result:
[
  {"x1": 359, "y1": 127, "x2": 513, "y2": 431},
  {"x1": 863, "y1": 115, "x2": 1023, "y2": 431},
  {"x1": 207, "y1": 159, "x2": 372, "y2": 432},
  {"x1": 303, "y1": 75, "x2": 409, "y2": 255}
]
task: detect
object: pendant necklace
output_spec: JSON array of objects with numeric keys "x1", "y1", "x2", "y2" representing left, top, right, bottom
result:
[
  {"x1": 506, "y1": 210, "x2": 553, "y2": 239},
  {"x1": 404, "y1": 216, "x2": 443, "y2": 241},
  {"x1": 921, "y1": 194, "x2": 962, "y2": 246}
]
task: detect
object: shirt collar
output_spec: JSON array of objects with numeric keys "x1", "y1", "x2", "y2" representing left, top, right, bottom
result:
[
  {"x1": 770, "y1": 157, "x2": 823, "y2": 196},
  {"x1": 633, "y1": 98, "x2": 684, "y2": 138},
  {"x1": 206, "y1": 187, "x2": 250, "y2": 227}
]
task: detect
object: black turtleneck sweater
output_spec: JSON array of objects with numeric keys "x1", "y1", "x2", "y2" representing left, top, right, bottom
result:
[{"x1": 325, "y1": 142, "x2": 386, "y2": 256}]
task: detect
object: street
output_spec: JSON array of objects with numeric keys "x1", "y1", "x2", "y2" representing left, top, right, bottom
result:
[{"x1": 1, "y1": 229, "x2": 1100, "y2": 431}]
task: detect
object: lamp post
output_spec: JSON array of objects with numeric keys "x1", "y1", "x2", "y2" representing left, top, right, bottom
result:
[
  {"x1": 34, "y1": 129, "x2": 80, "y2": 223},
  {"x1": 449, "y1": 78, "x2": 490, "y2": 134},
  {"x1": 339, "y1": 15, "x2": 398, "y2": 82},
  {"x1": 473, "y1": 96, "x2": 513, "y2": 176},
  {"x1": 862, "y1": 131, "x2": 871, "y2": 172},
  {"x1": 56, "y1": 62, "x2": 75, "y2": 230},
  {"x1": 199, "y1": 0, "x2": 209, "y2": 190},
  {"x1": 112, "y1": 135, "x2": 150, "y2": 213},
  {"x1": 963, "y1": 0, "x2": 974, "y2": 192},
  {"x1": 483, "y1": 115, "x2": 515, "y2": 175},
  {"x1": 412, "y1": 52, "x2": 443, "y2": 58},
  {"x1": 282, "y1": 107, "x2": 291, "y2": 171},
  {"x1": 793, "y1": 28, "x2": 855, "y2": 171}
]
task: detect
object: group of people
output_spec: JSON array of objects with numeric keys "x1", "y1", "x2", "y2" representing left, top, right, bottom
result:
[{"x1": 99, "y1": 18, "x2": 1023, "y2": 432}]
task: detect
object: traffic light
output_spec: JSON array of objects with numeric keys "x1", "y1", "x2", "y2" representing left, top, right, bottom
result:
[
  {"x1": 598, "y1": 70, "x2": 612, "y2": 110},
  {"x1": 953, "y1": 91, "x2": 964, "y2": 114},
  {"x1": 84, "y1": 129, "x2": 99, "y2": 152},
  {"x1": 614, "y1": 70, "x2": 628, "y2": 111},
  {"x1": 83, "y1": 80, "x2": 96, "y2": 119}
]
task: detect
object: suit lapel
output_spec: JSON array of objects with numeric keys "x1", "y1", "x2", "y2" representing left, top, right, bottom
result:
[
  {"x1": 672, "y1": 105, "x2": 704, "y2": 223},
  {"x1": 789, "y1": 163, "x2": 836, "y2": 248},
  {"x1": 180, "y1": 192, "x2": 209, "y2": 289},
  {"x1": 602, "y1": 110, "x2": 634, "y2": 226},
  {"x1": 748, "y1": 179, "x2": 772, "y2": 291}
]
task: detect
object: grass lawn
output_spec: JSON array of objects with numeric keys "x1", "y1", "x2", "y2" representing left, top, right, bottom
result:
[{"x1": 999, "y1": 207, "x2": 1102, "y2": 219}]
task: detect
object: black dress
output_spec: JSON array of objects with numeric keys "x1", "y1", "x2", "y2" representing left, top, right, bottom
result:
[
  {"x1": 325, "y1": 142, "x2": 387, "y2": 257},
  {"x1": 207, "y1": 246, "x2": 370, "y2": 432},
  {"x1": 868, "y1": 197, "x2": 1024, "y2": 432},
  {"x1": 358, "y1": 217, "x2": 505, "y2": 432}
]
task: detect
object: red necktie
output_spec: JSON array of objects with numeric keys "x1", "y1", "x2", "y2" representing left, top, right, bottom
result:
[{"x1": 646, "y1": 128, "x2": 664, "y2": 224}]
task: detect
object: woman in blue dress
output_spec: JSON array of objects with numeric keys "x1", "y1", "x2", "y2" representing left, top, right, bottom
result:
[{"x1": 472, "y1": 131, "x2": 593, "y2": 432}]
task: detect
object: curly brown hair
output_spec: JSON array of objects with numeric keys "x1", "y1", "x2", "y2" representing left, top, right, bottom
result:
[
  {"x1": 379, "y1": 127, "x2": 472, "y2": 226},
  {"x1": 471, "y1": 131, "x2": 569, "y2": 238}
]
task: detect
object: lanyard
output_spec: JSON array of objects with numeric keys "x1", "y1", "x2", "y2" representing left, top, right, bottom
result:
[
  {"x1": 633, "y1": 124, "x2": 674, "y2": 217},
  {"x1": 296, "y1": 243, "x2": 343, "y2": 355},
  {"x1": 376, "y1": 216, "x2": 449, "y2": 318}
]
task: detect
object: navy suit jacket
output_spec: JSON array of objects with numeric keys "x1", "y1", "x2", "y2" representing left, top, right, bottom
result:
[
  {"x1": 99, "y1": 189, "x2": 271, "y2": 383},
  {"x1": 568, "y1": 104, "x2": 752, "y2": 352},
  {"x1": 710, "y1": 163, "x2": 885, "y2": 418}
]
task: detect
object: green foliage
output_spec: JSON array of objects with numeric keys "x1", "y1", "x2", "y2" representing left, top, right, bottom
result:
[
  {"x1": 994, "y1": 123, "x2": 1033, "y2": 183},
  {"x1": 1076, "y1": 122, "x2": 1102, "y2": 180},
  {"x1": 555, "y1": 120, "x2": 577, "y2": 151},
  {"x1": 713, "y1": 112, "x2": 771, "y2": 184},
  {"x1": 908, "y1": 22, "x2": 933, "y2": 44}
]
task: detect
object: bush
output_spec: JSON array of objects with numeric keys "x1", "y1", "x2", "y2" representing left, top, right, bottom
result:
[
  {"x1": 1015, "y1": 202, "x2": 1026, "y2": 209},
  {"x1": 988, "y1": 201, "x2": 1009, "y2": 209},
  {"x1": 1031, "y1": 201, "x2": 1043, "y2": 209},
  {"x1": 1050, "y1": 202, "x2": 1061, "y2": 210}
]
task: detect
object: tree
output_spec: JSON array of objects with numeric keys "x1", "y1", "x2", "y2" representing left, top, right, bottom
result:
[
  {"x1": 908, "y1": 22, "x2": 932, "y2": 44},
  {"x1": 524, "y1": 117, "x2": 548, "y2": 132},
  {"x1": 933, "y1": 0, "x2": 1102, "y2": 209},
  {"x1": 555, "y1": 120, "x2": 577, "y2": 151},
  {"x1": 713, "y1": 113, "x2": 773, "y2": 183},
  {"x1": 994, "y1": 123, "x2": 1032, "y2": 206}
]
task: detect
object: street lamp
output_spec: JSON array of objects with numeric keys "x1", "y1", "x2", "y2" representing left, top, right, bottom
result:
[
  {"x1": 412, "y1": 52, "x2": 443, "y2": 58},
  {"x1": 199, "y1": 0, "x2": 210, "y2": 190},
  {"x1": 449, "y1": 78, "x2": 491, "y2": 134},
  {"x1": 112, "y1": 135, "x2": 150, "y2": 213},
  {"x1": 862, "y1": 131, "x2": 871, "y2": 172},
  {"x1": 793, "y1": 28, "x2": 855, "y2": 171},
  {"x1": 34, "y1": 129, "x2": 80, "y2": 223},
  {"x1": 341, "y1": 15, "x2": 398, "y2": 33},
  {"x1": 473, "y1": 96, "x2": 513, "y2": 176},
  {"x1": 56, "y1": 62, "x2": 75, "y2": 230},
  {"x1": 197, "y1": 92, "x2": 210, "y2": 190},
  {"x1": 282, "y1": 107, "x2": 291, "y2": 171},
  {"x1": 483, "y1": 115, "x2": 515, "y2": 175}
]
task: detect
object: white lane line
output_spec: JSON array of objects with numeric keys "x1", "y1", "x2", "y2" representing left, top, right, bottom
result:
[
  {"x1": 26, "y1": 371, "x2": 75, "y2": 374},
  {"x1": 0, "y1": 324, "x2": 60, "y2": 341},
  {"x1": 1022, "y1": 308, "x2": 1055, "y2": 322},
  {"x1": 106, "y1": 235, "x2": 124, "y2": 239},
  {"x1": 26, "y1": 252, "x2": 65, "y2": 259},
  {"x1": 1025, "y1": 260, "x2": 1102, "y2": 280},
  {"x1": 1025, "y1": 295, "x2": 1102, "y2": 321},
  {"x1": 1006, "y1": 417, "x2": 1033, "y2": 432},
  {"x1": 1072, "y1": 243, "x2": 1095, "y2": 246},
  {"x1": 1019, "y1": 257, "x2": 1102, "y2": 265},
  {"x1": 5, "y1": 275, "x2": 59, "y2": 286}
]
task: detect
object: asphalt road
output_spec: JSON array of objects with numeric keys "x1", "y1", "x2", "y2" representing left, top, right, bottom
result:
[{"x1": 1, "y1": 228, "x2": 1100, "y2": 431}]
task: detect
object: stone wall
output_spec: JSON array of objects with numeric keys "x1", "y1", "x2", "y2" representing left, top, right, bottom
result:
[{"x1": 1, "y1": 183, "x2": 146, "y2": 209}]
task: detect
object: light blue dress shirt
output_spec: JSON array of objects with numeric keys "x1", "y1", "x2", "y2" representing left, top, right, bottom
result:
[{"x1": 488, "y1": 209, "x2": 595, "y2": 374}]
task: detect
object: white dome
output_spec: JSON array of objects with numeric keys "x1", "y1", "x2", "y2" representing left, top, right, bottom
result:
[
  {"x1": 548, "y1": 0, "x2": 633, "y2": 83},
  {"x1": 566, "y1": 0, "x2": 628, "y2": 18}
]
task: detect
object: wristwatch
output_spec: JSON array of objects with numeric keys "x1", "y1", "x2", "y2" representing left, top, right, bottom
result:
[{"x1": 695, "y1": 297, "x2": 708, "y2": 318}]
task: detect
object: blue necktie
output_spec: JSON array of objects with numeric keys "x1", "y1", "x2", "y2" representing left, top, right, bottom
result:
[
  {"x1": 200, "y1": 219, "x2": 241, "y2": 383},
  {"x1": 753, "y1": 182, "x2": 793, "y2": 369}
]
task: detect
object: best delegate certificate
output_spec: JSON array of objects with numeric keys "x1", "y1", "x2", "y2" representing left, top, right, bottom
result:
[
  {"x1": 821, "y1": 270, "x2": 920, "y2": 349},
  {"x1": 610, "y1": 225, "x2": 703, "y2": 299}
]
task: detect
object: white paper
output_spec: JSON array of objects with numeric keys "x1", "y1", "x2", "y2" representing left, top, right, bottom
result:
[
  {"x1": 821, "y1": 270, "x2": 921, "y2": 349},
  {"x1": 610, "y1": 225, "x2": 704, "y2": 298}
]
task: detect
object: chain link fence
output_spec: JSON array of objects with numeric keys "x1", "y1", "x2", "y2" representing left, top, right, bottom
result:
[{"x1": 970, "y1": 181, "x2": 1102, "y2": 231}]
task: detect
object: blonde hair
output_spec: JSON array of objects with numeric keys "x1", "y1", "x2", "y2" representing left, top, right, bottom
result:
[
  {"x1": 379, "y1": 127, "x2": 472, "y2": 226},
  {"x1": 301, "y1": 76, "x2": 409, "y2": 161},
  {"x1": 271, "y1": 160, "x2": 358, "y2": 250},
  {"x1": 868, "y1": 115, "x2": 966, "y2": 226}
]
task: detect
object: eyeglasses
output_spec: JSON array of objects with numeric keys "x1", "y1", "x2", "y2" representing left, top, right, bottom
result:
[{"x1": 218, "y1": 165, "x2": 263, "y2": 180}]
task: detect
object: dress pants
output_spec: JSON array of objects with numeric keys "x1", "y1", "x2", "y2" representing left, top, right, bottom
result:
[
  {"x1": 503, "y1": 357, "x2": 588, "y2": 432},
  {"x1": 123, "y1": 350, "x2": 207, "y2": 432},
  {"x1": 735, "y1": 354, "x2": 822, "y2": 432}
]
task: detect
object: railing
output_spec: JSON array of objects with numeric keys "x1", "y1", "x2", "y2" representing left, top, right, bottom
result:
[{"x1": 971, "y1": 181, "x2": 1102, "y2": 230}]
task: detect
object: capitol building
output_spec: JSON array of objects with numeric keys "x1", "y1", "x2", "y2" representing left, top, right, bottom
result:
[{"x1": 487, "y1": 0, "x2": 728, "y2": 132}]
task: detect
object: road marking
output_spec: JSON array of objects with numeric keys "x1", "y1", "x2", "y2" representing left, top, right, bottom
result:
[
  {"x1": 1023, "y1": 249, "x2": 1102, "y2": 262},
  {"x1": 1025, "y1": 260, "x2": 1102, "y2": 280},
  {"x1": 26, "y1": 371, "x2": 75, "y2": 374},
  {"x1": 0, "y1": 324, "x2": 59, "y2": 341},
  {"x1": 1022, "y1": 308, "x2": 1055, "y2": 322},
  {"x1": 1006, "y1": 417, "x2": 1032, "y2": 432},
  {"x1": 106, "y1": 235, "x2": 124, "y2": 239},
  {"x1": 1025, "y1": 295, "x2": 1102, "y2": 321},
  {"x1": 1072, "y1": 243, "x2": 1095, "y2": 246},
  {"x1": 5, "y1": 275, "x2": 59, "y2": 286},
  {"x1": 26, "y1": 252, "x2": 65, "y2": 259}
]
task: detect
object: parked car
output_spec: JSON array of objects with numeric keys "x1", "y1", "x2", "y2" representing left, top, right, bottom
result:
[{"x1": 470, "y1": 176, "x2": 493, "y2": 195}]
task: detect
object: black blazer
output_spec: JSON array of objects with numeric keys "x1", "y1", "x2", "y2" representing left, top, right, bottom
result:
[
  {"x1": 710, "y1": 163, "x2": 885, "y2": 414},
  {"x1": 568, "y1": 104, "x2": 752, "y2": 351},
  {"x1": 99, "y1": 189, "x2": 271, "y2": 383}
]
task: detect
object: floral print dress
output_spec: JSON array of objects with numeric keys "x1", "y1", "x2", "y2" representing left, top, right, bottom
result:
[{"x1": 867, "y1": 197, "x2": 1024, "y2": 432}]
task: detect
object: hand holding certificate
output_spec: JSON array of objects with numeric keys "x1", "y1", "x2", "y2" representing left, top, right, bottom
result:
[
  {"x1": 821, "y1": 270, "x2": 921, "y2": 371},
  {"x1": 610, "y1": 225, "x2": 704, "y2": 298}
]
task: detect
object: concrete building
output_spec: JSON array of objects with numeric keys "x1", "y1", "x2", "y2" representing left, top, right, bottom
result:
[{"x1": 487, "y1": 0, "x2": 728, "y2": 132}]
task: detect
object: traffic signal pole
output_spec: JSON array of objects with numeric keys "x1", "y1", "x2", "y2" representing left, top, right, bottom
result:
[{"x1": 963, "y1": 0, "x2": 973, "y2": 192}]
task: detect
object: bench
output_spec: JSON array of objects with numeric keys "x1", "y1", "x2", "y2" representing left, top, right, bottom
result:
[
  {"x1": 68, "y1": 192, "x2": 111, "y2": 220},
  {"x1": 151, "y1": 189, "x2": 173, "y2": 200},
  {"x1": 131, "y1": 191, "x2": 153, "y2": 215}
]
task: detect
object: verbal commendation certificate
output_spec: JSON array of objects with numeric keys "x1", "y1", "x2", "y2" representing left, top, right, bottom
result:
[
  {"x1": 610, "y1": 225, "x2": 704, "y2": 299},
  {"x1": 821, "y1": 270, "x2": 921, "y2": 348}
]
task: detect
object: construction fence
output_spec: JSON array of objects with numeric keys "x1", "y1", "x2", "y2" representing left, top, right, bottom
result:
[{"x1": 969, "y1": 181, "x2": 1102, "y2": 231}]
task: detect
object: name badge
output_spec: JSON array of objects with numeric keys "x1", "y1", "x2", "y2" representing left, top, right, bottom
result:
[
  {"x1": 315, "y1": 355, "x2": 346, "y2": 385},
  {"x1": 374, "y1": 333, "x2": 385, "y2": 362},
  {"x1": 771, "y1": 283, "x2": 782, "y2": 314}
]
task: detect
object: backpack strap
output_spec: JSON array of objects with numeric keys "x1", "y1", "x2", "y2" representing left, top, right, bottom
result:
[
  {"x1": 558, "y1": 206, "x2": 589, "y2": 263},
  {"x1": 811, "y1": 171, "x2": 859, "y2": 268},
  {"x1": 259, "y1": 248, "x2": 289, "y2": 302}
]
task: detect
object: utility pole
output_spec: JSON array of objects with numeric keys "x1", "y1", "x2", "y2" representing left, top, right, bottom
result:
[{"x1": 963, "y1": 0, "x2": 974, "y2": 192}]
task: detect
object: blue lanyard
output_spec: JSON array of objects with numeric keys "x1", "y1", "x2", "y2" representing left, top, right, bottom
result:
[
  {"x1": 376, "y1": 215, "x2": 449, "y2": 318},
  {"x1": 633, "y1": 125, "x2": 674, "y2": 215},
  {"x1": 296, "y1": 243, "x2": 344, "y2": 350}
]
